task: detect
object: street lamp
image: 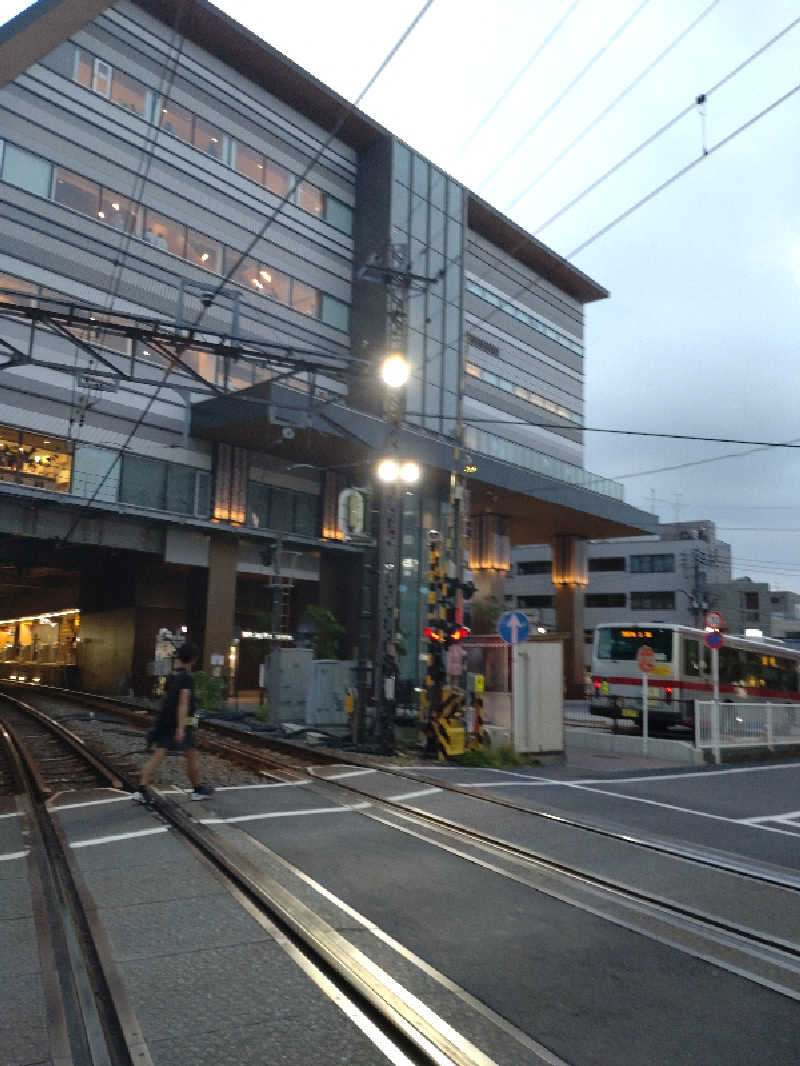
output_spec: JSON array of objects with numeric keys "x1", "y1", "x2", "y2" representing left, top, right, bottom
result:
[
  {"x1": 377, "y1": 458, "x2": 420, "y2": 484},
  {"x1": 380, "y1": 353, "x2": 410, "y2": 389}
]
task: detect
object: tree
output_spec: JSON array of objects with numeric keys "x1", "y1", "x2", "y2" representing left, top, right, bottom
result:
[
  {"x1": 470, "y1": 595, "x2": 503, "y2": 634},
  {"x1": 306, "y1": 606, "x2": 345, "y2": 659}
]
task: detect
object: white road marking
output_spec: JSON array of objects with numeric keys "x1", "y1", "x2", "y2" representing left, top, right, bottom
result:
[
  {"x1": 391, "y1": 788, "x2": 443, "y2": 802},
  {"x1": 457, "y1": 760, "x2": 800, "y2": 790},
  {"x1": 211, "y1": 781, "x2": 308, "y2": 791},
  {"x1": 199, "y1": 802, "x2": 371, "y2": 825},
  {"x1": 71, "y1": 827, "x2": 169, "y2": 848},
  {"x1": 0, "y1": 849, "x2": 28, "y2": 861},
  {"x1": 738, "y1": 810, "x2": 800, "y2": 825},
  {"x1": 324, "y1": 769, "x2": 379, "y2": 781},
  {"x1": 52, "y1": 794, "x2": 131, "y2": 811}
]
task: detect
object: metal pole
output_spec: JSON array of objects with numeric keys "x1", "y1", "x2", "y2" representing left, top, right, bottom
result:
[
  {"x1": 711, "y1": 646, "x2": 720, "y2": 763},
  {"x1": 642, "y1": 670, "x2": 648, "y2": 756}
]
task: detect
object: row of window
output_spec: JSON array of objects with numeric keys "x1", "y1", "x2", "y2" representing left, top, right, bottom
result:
[
  {"x1": 465, "y1": 276, "x2": 583, "y2": 357},
  {"x1": 464, "y1": 360, "x2": 580, "y2": 424},
  {"x1": 517, "y1": 592, "x2": 677, "y2": 610},
  {"x1": 73, "y1": 47, "x2": 353, "y2": 235},
  {"x1": 515, "y1": 553, "x2": 676, "y2": 576},
  {"x1": 0, "y1": 140, "x2": 350, "y2": 332}
]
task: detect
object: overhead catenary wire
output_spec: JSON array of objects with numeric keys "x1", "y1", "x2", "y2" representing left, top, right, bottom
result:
[
  {"x1": 58, "y1": 0, "x2": 437, "y2": 547},
  {"x1": 504, "y1": 0, "x2": 721, "y2": 212},
  {"x1": 479, "y1": 0, "x2": 654, "y2": 190},
  {"x1": 454, "y1": 0, "x2": 583, "y2": 159}
]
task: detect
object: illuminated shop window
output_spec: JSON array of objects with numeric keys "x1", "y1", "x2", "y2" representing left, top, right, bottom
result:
[{"x1": 0, "y1": 426, "x2": 72, "y2": 493}]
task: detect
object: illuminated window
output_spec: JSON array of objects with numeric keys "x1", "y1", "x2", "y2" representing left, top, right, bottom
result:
[
  {"x1": 100, "y1": 189, "x2": 138, "y2": 233},
  {"x1": 297, "y1": 181, "x2": 324, "y2": 216},
  {"x1": 291, "y1": 280, "x2": 318, "y2": 317},
  {"x1": 0, "y1": 273, "x2": 36, "y2": 306},
  {"x1": 143, "y1": 209, "x2": 186, "y2": 257},
  {"x1": 159, "y1": 102, "x2": 193, "y2": 143},
  {"x1": 193, "y1": 117, "x2": 223, "y2": 160},
  {"x1": 0, "y1": 426, "x2": 72, "y2": 493},
  {"x1": 75, "y1": 48, "x2": 92, "y2": 88},
  {"x1": 110, "y1": 70, "x2": 149, "y2": 117},
  {"x1": 264, "y1": 160, "x2": 291, "y2": 198},
  {"x1": 233, "y1": 142, "x2": 264, "y2": 183},
  {"x1": 53, "y1": 168, "x2": 101, "y2": 217},
  {"x1": 186, "y1": 228, "x2": 222, "y2": 272},
  {"x1": 224, "y1": 249, "x2": 263, "y2": 292},
  {"x1": 92, "y1": 59, "x2": 112, "y2": 97},
  {"x1": 254, "y1": 265, "x2": 289, "y2": 304}
]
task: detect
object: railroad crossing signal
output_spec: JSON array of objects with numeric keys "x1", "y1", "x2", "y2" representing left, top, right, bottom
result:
[{"x1": 636, "y1": 645, "x2": 656, "y2": 674}]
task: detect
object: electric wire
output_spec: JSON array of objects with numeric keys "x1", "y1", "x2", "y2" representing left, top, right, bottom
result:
[
  {"x1": 609, "y1": 437, "x2": 800, "y2": 480},
  {"x1": 58, "y1": 0, "x2": 436, "y2": 546},
  {"x1": 568, "y1": 77, "x2": 800, "y2": 256},
  {"x1": 479, "y1": 0, "x2": 654, "y2": 190},
  {"x1": 454, "y1": 0, "x2": 583, "y2": 159},
  {"x1": 535, "y1": 12, "x2": 800, "y2": 235},
  {"x1": 504, "y1": 0, "x2": 720, "y2": 212}
]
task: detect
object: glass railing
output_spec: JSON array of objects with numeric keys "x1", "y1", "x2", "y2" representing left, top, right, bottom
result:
[{"x1": 462, "y1": 425, "x2": 623, "y2": 499}]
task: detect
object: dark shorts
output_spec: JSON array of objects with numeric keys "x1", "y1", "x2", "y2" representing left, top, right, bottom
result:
[{"x1": 149, "y1": 724, "x2": 197, "y2": 753}]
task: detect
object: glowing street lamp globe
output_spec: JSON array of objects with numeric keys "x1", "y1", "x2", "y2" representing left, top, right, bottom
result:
[
  {"x1": 399, "y1": 461, "x2": 421, "y2": 483},
  {"x1": 377, "y1": 458, "x2": 400, "y2": 482},
  {"x1": 380, "y1": 354, "x2": 410, "y2": 389}
]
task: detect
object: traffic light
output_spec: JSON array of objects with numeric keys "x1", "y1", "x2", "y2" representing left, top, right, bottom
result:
[
  {"x1": 424, "y1": 621, "x2": 470, "y2": 645},
  {"x1": 448, "y1": 624, "x2": 470, "y2": 642}
]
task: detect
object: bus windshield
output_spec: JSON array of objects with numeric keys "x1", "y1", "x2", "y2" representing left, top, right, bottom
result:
[{"x1": 596, "y1": 627, "x2": 672, "y2": 663}]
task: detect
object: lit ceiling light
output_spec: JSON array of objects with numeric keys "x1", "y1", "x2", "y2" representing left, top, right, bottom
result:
[
  {"x1": 111, "y1": 202, "x2": 120, "y2": 210},
  {"x1": 259, "y1": 270, "x2": 272, "y2": 282},
  {"x1": 252, "y1": 278, "x2": 264, "y2": 289},
  {"x1": 97, "y1": 211, "x2": 105, "y2": 218},
  {"x1": 200, "y1": 252, "x2": 209, "y2": 262}
]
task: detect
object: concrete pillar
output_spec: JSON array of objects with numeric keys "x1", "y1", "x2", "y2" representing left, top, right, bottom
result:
[
  {"x1": 551, "y1": 534, "x2": 588, "y2": 698},
  {"x1": 553, "y1": 584, "x2": 585, "y2": 698},
  {"x1": 203, "y1": 534, "x2": 238, "y2": 677}
]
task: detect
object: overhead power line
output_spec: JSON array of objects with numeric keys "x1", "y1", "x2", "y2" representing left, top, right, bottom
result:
[
  {"x1": 568, "y1": 78, "x2": 800, "y2": 256},
  {"x1": 59, "y1": 0, "x2": 436, "y2": 545},
  {"x1": 534, "y1": 12, "x2": 800, "y2": 236},
  {"x1": 505, "y1": 0, "x2": 720, "y2": 212},
  {"x1": 610, "y1": 436, "x2": 800, "y2": 480},
  {"x1": 480, "y1": 0, "x2": 653, "y2": 190},
  {"x1": 454, "y1": 0, "x2": 583, "y2": 159}
]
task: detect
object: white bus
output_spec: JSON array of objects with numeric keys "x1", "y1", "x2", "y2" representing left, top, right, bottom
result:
[{"x1": 589, "y1": 623, "x2": 800, "y2": 732}]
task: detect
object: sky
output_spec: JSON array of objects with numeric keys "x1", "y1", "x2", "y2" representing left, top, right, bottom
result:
[{"x1": 2, "y1": 0, "x2": 799, "y2": 594}]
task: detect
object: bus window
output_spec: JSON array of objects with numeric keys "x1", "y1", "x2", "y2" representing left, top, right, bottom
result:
[
  {"x1": 596, "y1": 627, "x2": 672, "y2": 662},
  {"x1": 683, "y1": 638, "x2": 700, "y2": 676}
]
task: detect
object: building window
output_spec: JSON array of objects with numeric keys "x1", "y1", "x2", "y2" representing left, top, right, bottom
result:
[
  {"x1": 264, "y1": 160, "x2": 291, "y2": 199},
  {"x1": 52, "y1": 167, "x2": 100, "y2": 217},
  {"x1": 193, "y1": 117, "x2": 223, "y2": 160},
  {"x1": 75, "y1": 48, "x2": 93, "y2": 88},
  {"x1": 585, "y1": 593, "x2": 627, "y2": 608},
  {"x1": 0, "y1": 426, "x2": 72, "y2": 492},
  {"x1": 630, "y1": 553, "x2": 675, "y2": 573},
  {"x1": 120, "y1": 455, "x2": 166, "y2": 510},
  {"x1": 2, "y1": 144, "x2": 52, "y2": 197},
  {"x1": 744, "y1": 592, "x2": 759, "y2": 610},
  {"x1": 631, "y1": 591, "x2": 675, "y2": 611},
  {"x1": 186, "y1": 228, "x2": 223, "y2": 272},
  {"x1": 110, "y1": 69, "x2": 149, "y2": 118},
  {"x1": 297, "y1": 181, "x2": 324, "y2": 216},
  {"x1": 517, "y1": 560, "x2": 551, "y2": 575},
  {"x1": 321, "y1": 294, "x2": 349, "y2": 331},
  {"x1": 517, "y1": 595, "x2": 553, "y2": 608},
  {"x1": 143, "y1": 209, "x2": 185, "y2": 256},
  {"x1": 324, "y1": 196, "x2": 353, "y2": 235},
  {"x1": 159, "y1": 102, "x2": 193, "y2": 143},
  {"x1": 100, "y1": 189, "x2": 138, "y2": 232},
  {"x1": 256, "y1": 265, "x2": 289, "y2": 304},
  {"x1": 291, "y1": 279, "x2": 318, "y2": 317},
  {"x1": 92, "y1": 58, "x2": 112, "y2": 97},
  {"x1": 233, "y1": 142, "x2": 264, "y2": 184},
  {"x1": 589, "y1": 557, "x2": 626, "y2": 572}
]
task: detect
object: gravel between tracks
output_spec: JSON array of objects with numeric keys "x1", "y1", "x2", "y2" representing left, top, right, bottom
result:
[{"x1": 3, "y1": 692, "x2": 270, "y2": 790}]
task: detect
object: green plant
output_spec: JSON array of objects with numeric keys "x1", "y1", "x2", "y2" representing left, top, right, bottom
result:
[
  {"x1": 470, "y1": 595, "x2": 504, "y2": 634},
  {"x1": 457, "y1": 744, "x2": 528, "y2": 768},
  {"x1": 306, "y1": 606, "x2": 345, "y2": 660},
  {"x1": 192, "y1": 671, "x2": 226, "y2": 713}
]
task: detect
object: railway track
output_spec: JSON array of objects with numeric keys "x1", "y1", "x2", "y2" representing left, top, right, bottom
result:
[{"x1": 6, "y1": 684, "x2": 800, "y2": 1018}]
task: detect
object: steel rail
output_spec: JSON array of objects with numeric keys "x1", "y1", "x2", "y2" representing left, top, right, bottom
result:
[
  {"x1": 6, "y1": 680, "x2": 800, "y2": 895},
  {"x1": 0, "y1": 686, "x2": 500, "y2": 1065}
]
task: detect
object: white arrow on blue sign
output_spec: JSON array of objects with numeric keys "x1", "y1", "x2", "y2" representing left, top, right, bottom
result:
[{"x1": 497, "y1": 610, "x2": 530, "y2": 645}]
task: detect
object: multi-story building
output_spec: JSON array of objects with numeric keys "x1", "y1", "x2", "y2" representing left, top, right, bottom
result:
[
  {"x1": 507, "y1": 521, "x2": 735, "y2": 663},
  {"x1": 705, "y1": 577, "x2": 771, "y2": 638},
  {"x1": 0, "y1": 0, "x2": 655, "y2": 697}
]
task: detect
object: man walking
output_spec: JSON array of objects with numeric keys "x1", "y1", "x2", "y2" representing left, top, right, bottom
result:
[{"x1": 133, "y1": 641, "x2": 214, "y2": 803}]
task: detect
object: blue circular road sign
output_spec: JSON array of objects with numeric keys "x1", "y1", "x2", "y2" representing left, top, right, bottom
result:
[
  {"x1": 705, "y1": 630, "x2": 723, "y2": 650},
  {"x1": 497, "y1": 610, "x2": 530, "y2": 645}
]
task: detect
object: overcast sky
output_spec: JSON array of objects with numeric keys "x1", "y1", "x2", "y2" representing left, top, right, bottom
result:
[{"x1": 3, "y1": 0, "x2": 800, "y2": 595}]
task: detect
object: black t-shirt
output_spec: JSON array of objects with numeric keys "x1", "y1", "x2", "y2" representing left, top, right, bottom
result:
[{"x1": 157, "y1": 668, "x2": 196, "y2": 729}]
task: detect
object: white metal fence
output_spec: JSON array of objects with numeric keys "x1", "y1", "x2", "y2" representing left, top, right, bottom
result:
[{"x1": 695, "y1": 701, "x2": 800, "y2": 763}]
